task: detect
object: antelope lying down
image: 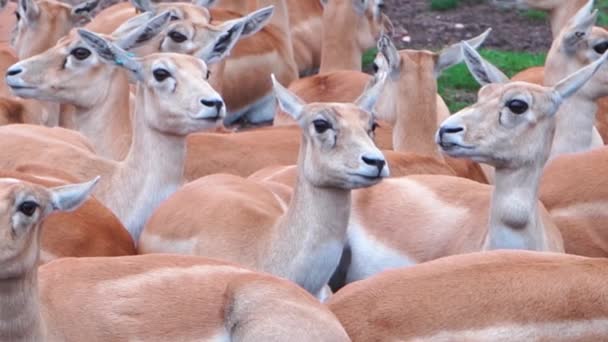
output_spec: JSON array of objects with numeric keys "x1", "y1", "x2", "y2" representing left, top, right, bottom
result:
[{"x1": 0, "y1": 178, "x2": 349, "y2": 341}]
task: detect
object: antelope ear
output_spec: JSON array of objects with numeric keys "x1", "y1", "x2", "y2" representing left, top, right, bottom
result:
[
  {"x1": 319, "y1": 0, "x2": 327, "y2": 7},
  {"x1": 241, "y1": 6, "x2": 274, "y2": 38},
  {"x1": 131, "y1": 0, "x2": 154, "y2": 13},
  {"x1": 49, "y1": 177, "x2": 99, "y2": 212},
  {"x1": 553, "y1": 51, "x2": 608, "y2": 101},
  {"x1": 197, "y1": 19, "x2": 246, "y2": 64},
  {"x1": 71, "y1": 0, "x2": 99, "y2": 22},
  {"x1": 192, "y1": 0, "x2": 217, "y2": 7},
  {"x1": 271, "y1": 74, "x2": 305, "y2": 121},
  {"x1": 356, "y1": 72, "x2": 386, "y2": 113},
  {"x1": 377, "y1": 34, "x2": 400, "y2": 78},
  {"x1": 562, "y1": 1, "x2": 597, "y2": 53},
  {"x1": 461, "y1": 41, "x2": 509, "y2": 85},
  {"x1": 114, "y1": 11, "x2": 172, "y2": 50},
  {"x1": 18, "y1": 0, "x2": 40, "y2": 21},
  {"x1": 78, "y1": 29, "x2": 145, "y2": 81},
  {"x1": 435, "y1": 28, "x2": 492, "y2": 77}
]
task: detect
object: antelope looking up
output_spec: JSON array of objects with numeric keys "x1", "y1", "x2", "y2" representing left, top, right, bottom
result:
[
  {"x1": 139, "y1": 74, "x2": 388, "y2": 300},
  {"x1": 340, "y1": 45, "x2": 607, "y2": 285},
  {"x1": 3, "y1": 30, "x2": 226, "y2": 240},
  {"x1": 0, "y1": 178, "x2": 350, "y2": 341}
]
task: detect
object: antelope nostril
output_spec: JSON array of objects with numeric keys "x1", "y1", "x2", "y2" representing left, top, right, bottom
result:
[
  {"x1": 362, "y1": 156, "x2": 386, "y2": 174},
  {"x1": 201, "y1": 99, "x2": 223, "y2": 112},
  {"x1": 439, "y1": 126, "x2": 464, "y2": 138},
  {"x1": 6, "y1": 68, "x2": 22, "y2": 77}
]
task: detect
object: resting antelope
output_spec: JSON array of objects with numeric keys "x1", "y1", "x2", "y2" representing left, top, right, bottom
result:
[
  {"x1": 139, "y1": 74, "x2": 388, "y2": 300},
  {"x1": 3, "y1": 30, "x2": 227, "y2": 240},
  {"x1": 0, "y1": 178, "x2": 350, "y2": 341},
  {"x1": 340, "y1": 45, "x2": 607, "y2": 284},
  {"x1": 329, "y1": 250, "x2": 608, "y2": 341}
]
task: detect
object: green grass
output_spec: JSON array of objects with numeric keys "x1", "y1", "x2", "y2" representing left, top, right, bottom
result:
[
  {"x1": 521, "y1": 9, "x2": 547, "y2": 22},
  {"x1": 438, "y1": 49, "x2": 546, "y2": 112},
  {"x1": 362, "y1": 48, "x2": 378, "y2": 69},
  {"x1": 430, "y1": 0, "x2": 459, "y2": 11},
  {"x1": 598, "y1": 0, "x2": 608, "y2": 26}
]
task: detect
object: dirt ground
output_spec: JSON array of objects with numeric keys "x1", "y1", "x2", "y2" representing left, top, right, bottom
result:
[{"x1": 381, "y1": 0, "x2": 552, "y2": 52}]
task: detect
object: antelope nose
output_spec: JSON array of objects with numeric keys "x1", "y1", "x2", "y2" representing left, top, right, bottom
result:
[
  {"x1": 362, "y1": 155, "x2": 386, "y2": 175},
  {"x1": 6, "y1": 67, "x2": 22, "y2": 77},
  {"x1": 438, "y1": 125, "x2": 464, "y2": 140},
  {"x1": 201, "y1": 99, "x2": 223, "y2": 113}
]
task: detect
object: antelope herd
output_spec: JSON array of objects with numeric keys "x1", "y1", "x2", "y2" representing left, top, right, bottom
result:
[{"x1": 1, "y1": 0, "x2": 608, "y2": 339}]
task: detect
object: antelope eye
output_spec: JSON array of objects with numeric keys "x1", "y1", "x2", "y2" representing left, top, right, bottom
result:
[
  {"x1": 372, "y1": 121, "x2": 380, "y2": 132},
  {"x1": 593, "y1": 41, "x2": 608, "y2": 55},
  {"x1": 170, "y1": 15, "x2": 180, "y2": 21},
  {"x1": 372, "y1": 62, "x2": 379, "y2": 73},
  {"x1": 70, "y1": 47, "x2": 91, "y2": 61},
  {"x1": 18, "y1": 201, "x2": 38, "y2": 217},
  {"x1": 206, "y1": 69, "x2": 211, "y2": 80},
  {"x1": 506, "y1": 99, "x2": 528, "y2": 115},
  {"x1": 168, "y1": 31, "x2": 187, "y2": 43},
  {"x1": 153, "y1": 68, "x2": 171, "y2": 82},
  {"x1": 15, "y1": 11, "x2": 21, "y2": 21},
  {"x1": 313, "y1": 119, "x2": 332, "y2": 134}
]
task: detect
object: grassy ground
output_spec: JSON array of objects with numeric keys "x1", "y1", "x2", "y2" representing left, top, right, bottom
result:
[{"x1": 363, "y1": 0, "x2": 606, "y2": 113}]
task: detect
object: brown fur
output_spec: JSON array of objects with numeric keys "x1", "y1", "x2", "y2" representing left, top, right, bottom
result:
[
  {"x1": 0, "y1": 97, "x2": 25, "y2": 125},
  {"x1": 329, "y1": 250, "x2": 608, "y2": 341}
]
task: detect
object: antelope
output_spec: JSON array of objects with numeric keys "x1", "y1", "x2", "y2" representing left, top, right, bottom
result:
[
  {"x1": 106, "y1": 0, "x2": 298, "y2": 126},
  {"x1": 0, "y1": 0, "x2": 16, "y2": 44},
  {"x1": 0, "y1": 178, "x2": 350, "y2": 341},
  {"x1": 274, "y1": 31, "x2": 491, "y2": 183},
  {"x1": 0, "y1": 169, "x2": 135, "y2": 263},
  {"x1": 328, "y1": 250, "x2": 608, "y2": 341},
  {"x1": 139, "y1": 74, "x2": 388, "y2": 300},
  {"x1": 2, "y1": 30, "x2": 226, "y2": 240},
  {"x1": 493, "y1": 0, "x2": 608, "y2": 144},
  {"x1": 340, "y1": 45, "x2": 608, "y2": 285},
  {"x1": 3, "y1": 0, "x2": 99, "y2": 127}
]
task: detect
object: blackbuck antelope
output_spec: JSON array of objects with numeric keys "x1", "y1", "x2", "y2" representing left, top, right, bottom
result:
[
  {"x1": 329, "y1": 250, "x2": 608, "y2": 341},
  {"x1": 493, "y1": 0, "x2": 608, "y2": 145},
  {"x1": 0, "y1": 170, "x2": 134, "y2": 263},
  {"x1": 0, "y1": 178, "x2": 350, "y2": 341},
  {"x1": 139, "y1": 74, "x2": 388, "y2": 300},
  {"x1": 339, "y1": 44, "x2": 608, "y2": 285},
  {"x1": 2, "y1": 30, "x2": 228, "y2": 240}
]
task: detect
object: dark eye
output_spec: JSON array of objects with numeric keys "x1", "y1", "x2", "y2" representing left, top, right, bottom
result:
[
  {"x1": 70, "y1": 47, "x2": 91, "y2": 61},
  {"x1": 168, "y1": 31, "x2": 187, "y2": 43},
  {"x1": 313, "y1": 119, "x2": 332, "y2": 134},
  {"x1": 206, "y1": 69, "x2": 211, "y2": 80},
  {"x1": 14, "y1": 11, "x2": 21, "y2": 21},
  {"x1": 372, "y1": 121, "x2": 380, "y2": 132},
  {"x1": 153, "y1": 68, "x2": 171, "y2": 82},
  {"x1": 506, "y1": 99, "x2": 529, "y2": 115},
  {"x1": 593, "y1": 42, "x2": 608, "y2": 54},
  {"x1": 372, "y1": 62, "x2": 379, "y2": 73},
  {"x1": 170, "y1": 15, "x2": 180, "y2": 21},
  {"x1": 18, "y1": 201, "x2": 38, "y2": 217}
]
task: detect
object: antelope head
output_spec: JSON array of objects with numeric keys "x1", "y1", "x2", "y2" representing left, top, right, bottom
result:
[
  {"x1": 272, "y1": 73, "x2": 389, "y2": 189},
  {"x1": 12, "y1": 0, "x2": 99, "y2": 59},
  {"x1": 436, "y1": 42, "x2": 608, "y2": 168},
  {"x1": 543, "y1": 1, "x2": 608, "y2": 99},
  {"x1": 5, "y1": 12, "x2": 173, "y2": 107},
  {"x1": 78, "y1": 29, "x2": 226, "y2": 134},
  {"x1": 0, "y1": 177, "x2": 98, "y2": 278}
]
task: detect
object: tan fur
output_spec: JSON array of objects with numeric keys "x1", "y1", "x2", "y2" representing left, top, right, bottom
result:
[
  {"x1": 0, "y1": 179, "x2": 349, "y2": 341},
  {"x1": 0, "y1": 51, "x2": 225, "y2": 240},
  {"x1": 0, "y1": 97, "x2": 25, "y2": 125},
  {"x1": 328, "y1": 250, "x2": 608, "y2": 341},
  {"x1": 140, "y1": 87, "x2": 388, "y2": 298},
  {"x1": 0, "y1": 2, "x2": 16, "y2": 44},
  {"x1": 540, "y1": 146, "x2": 608, "y2": 257}
]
